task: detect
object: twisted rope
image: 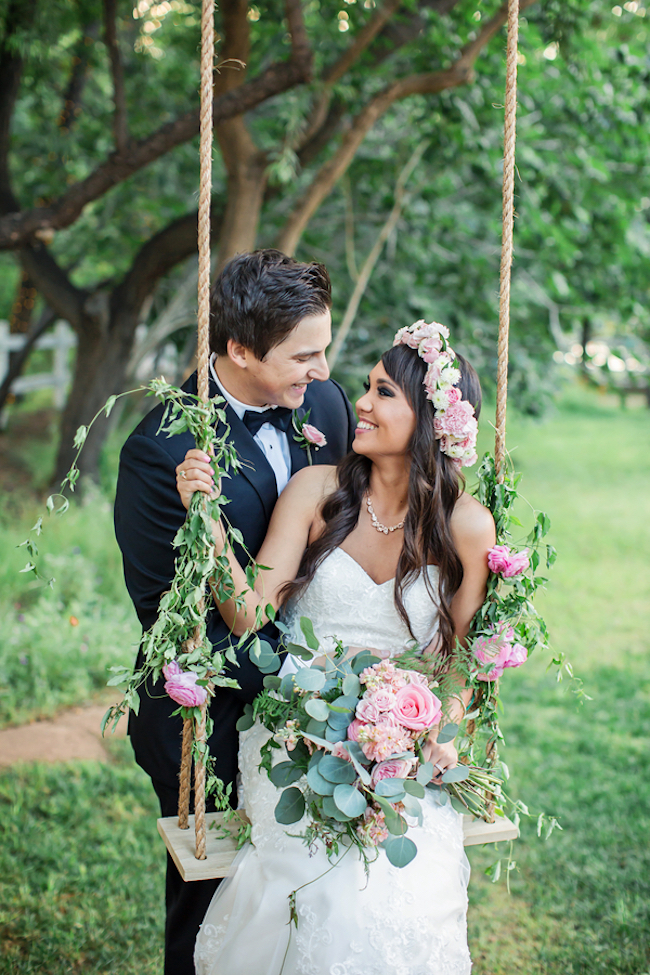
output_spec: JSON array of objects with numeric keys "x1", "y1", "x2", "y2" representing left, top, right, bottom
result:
[
  {"x1": 494, "y1": 0, "x2": 519, "y2": 483},
  {"x1": 197, "y1": 0, "x2": 214, "y2": 406},
  {"x1": 177, "y1": 716, "x2": 193, "y2": 829},
  {"x1": 466, "y1": 0, "x2": 519, "y2": 822},
  {"x1": 176, "y1": 0, "x2": 214, "y2": 857},
  {"x1": 193, "y1": 705, "x2": 208, "y2": 859}
]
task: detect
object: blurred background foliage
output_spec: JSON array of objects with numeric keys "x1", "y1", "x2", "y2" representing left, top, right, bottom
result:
[{"x1": 0, "y1": 0, "x2": 648, "y2": 482}]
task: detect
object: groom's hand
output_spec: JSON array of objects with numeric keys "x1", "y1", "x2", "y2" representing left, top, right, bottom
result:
[{"x1": 176, "y1": 448, "x2": 218, "y2": 510}]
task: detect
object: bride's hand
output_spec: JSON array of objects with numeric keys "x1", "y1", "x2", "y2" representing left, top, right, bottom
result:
[
  {"x1": 175, "y1": 448, "x2": 218, "y2": 510},
  {"x1": 421, "y1": 737, "x2": 459, "y2": 783}
]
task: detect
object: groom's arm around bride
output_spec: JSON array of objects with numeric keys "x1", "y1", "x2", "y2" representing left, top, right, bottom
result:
[{"x1": 114, "y1": 249, "x2": 355, "y2": 975}]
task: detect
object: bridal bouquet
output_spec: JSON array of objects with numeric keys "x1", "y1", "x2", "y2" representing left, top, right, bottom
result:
[{"x1": 237, "y1": 638, "x2": 503, "y2": 868}]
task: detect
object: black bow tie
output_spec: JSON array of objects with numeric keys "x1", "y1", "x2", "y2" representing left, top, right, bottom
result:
[{"x1": 242, "y1": 407, "x2": 293, "y2": 437}]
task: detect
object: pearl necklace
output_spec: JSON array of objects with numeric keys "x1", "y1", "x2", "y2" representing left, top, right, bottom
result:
[{"x1": 365, "y1": 494, "x2": 405, "y2": 535}]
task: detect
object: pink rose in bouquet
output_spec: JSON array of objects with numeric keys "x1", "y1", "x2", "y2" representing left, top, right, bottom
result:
[
  {"x1": 301, "y1": 423, "x2": 327, "y2": 448},
  {"x1": 346, "y1": 718, "x2": 366, "y2": 742},
  {"x1": 392, "y1": 683, "x2": 442, "y2": 731},
  {"x1": 369, "y1": 688, "x2": 397, "y2": 712},
  {"x1": 487, "y1": 544, "x2": 530, "y2": 578},
  {"x1": 405, "y1": 670, "x2": 430, "y2": 687},
  {"x1": 163, "y1": 661, "x2": 208, "y2": 707},
  {"x1": 356, "y1": 698, "x2": 381, "y2": 724},
  {"x1": 370, "y1": 758, "x2": 414, "y2": 789}
]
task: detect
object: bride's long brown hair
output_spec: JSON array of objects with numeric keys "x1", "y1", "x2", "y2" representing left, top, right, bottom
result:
[{"x1": 281, "y1": 344, "x2": 482, "y2": 661}]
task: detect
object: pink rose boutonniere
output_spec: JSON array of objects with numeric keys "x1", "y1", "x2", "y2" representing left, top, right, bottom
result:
[
  {"x1": 292, "y1": 410, "x2": 327, "y2": 465},
  {"x1": 163, "y1": 660, "x2": 208, "y2": 708}
]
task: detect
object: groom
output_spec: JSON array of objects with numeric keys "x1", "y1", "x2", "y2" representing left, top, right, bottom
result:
[{"x1": 114, "y1": 249, "x2": 356, "y2": 975}]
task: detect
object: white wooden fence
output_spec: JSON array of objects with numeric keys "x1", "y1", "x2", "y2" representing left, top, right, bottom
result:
[{"x1": 0, "y1": 320, "x2": 77, "y2": 409}]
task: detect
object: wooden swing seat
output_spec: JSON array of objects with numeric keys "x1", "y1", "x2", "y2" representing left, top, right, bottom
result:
[{"x1": 158, "y1": 810, "x2": 519, "y2": 882}]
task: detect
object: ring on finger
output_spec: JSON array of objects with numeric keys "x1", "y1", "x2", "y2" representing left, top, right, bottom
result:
[
  {"x1": 434, "y1": 762, "x2": 445, "y2": 774},
  {"x1": 180, "y1": 470, "x2": 187, "y2": 480}
]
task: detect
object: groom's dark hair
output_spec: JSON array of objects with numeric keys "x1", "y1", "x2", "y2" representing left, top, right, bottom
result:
[{"x1": 210, "y1": 249, "x2": 332, "y2": 361}]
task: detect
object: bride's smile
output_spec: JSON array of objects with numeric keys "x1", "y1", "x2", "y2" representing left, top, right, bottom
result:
[{"x1": 353, "y1": 362, "x2": 417, "y2": 458}]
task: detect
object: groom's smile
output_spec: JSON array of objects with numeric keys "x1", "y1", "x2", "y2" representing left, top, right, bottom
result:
[{"x1": 228, "y1": 309, "x2": 332, "y2": 410}]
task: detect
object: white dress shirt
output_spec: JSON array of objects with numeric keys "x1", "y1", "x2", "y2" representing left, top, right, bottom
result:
[{"x1": 209, "y1": 355, "x2": 292, "y2": 494}]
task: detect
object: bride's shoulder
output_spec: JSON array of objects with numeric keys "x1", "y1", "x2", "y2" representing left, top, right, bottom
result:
[
  {"x1": 451, "y1": 491, "x2": 496, "y2": 547},
  {"x1": 284, "y1": 465, "x2": 337, "y2": 503}
]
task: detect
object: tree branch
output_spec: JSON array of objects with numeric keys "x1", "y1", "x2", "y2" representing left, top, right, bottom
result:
[
  {"x1": 276, "y1": 0, "x2": 537, "y2": 256},
  {"x1": 0, "y1": 0, "x2": 36, "y2": 213},
  {"x1": 0, "y1": 37, "x2": 312, "y2": 250},
  {"x1": 57, "y1": 20, "x2": 99, "y2": 135},
  {"x1": 103, "y1": 0, "x2": 129, "y2": 153},
  {"x1": 112, "y1": 207, "x2": 222, "y2": 324},
  {"x1": 293, "y1": 0, "x2": 461, "y2": 167},
  {"x1": 0, "y1": 304, "x2": 57, "y2": 411},
  {"x1": 296, "y1": 0, "x2": 402, "y2": 154},
  {"x1": 328, "y1": 141, "x2": 427, "y2": 368},
  {"x1": 17, "y1": 243, "x2": 86, "y2": 327},
  {"x1": 285, "y1": 0, "x2": 312, "y2": 77}
]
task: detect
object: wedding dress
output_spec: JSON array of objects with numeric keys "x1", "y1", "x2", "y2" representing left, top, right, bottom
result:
[{"x1": 195, "y1": 547, "x2": 472, "y2": 975}]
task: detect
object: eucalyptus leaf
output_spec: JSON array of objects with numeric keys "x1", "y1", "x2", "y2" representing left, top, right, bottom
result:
[
  {"x1": 375, "y1": 778, "x2": 406, "y2": 800},
  {"x1": 442, "y1": 765, "x2": 470, "y2": 783},
  {"x1": 306, "y1": 765, "x2": 336, "y2": 796},
  {"x1": 299, "y1": 617, "x2": 320, "y2": 651},
  {"x1": 342, "y1": 674, "x2": 361, "y2": 697},
  {"x1": 305, "y1": 719, "x2": 327, "y2": 736},
  {"x1": 436, "y1": 723, "x2": 459, "y2": 744},
  {"x1": 305, "y1": 698, "x2": 330, "y2": 722},
  {"x1": 416, "y1": 761, "x2": 433, "y2": 785},
  {"x1": 318, "y1": 755, "x2": 357, "y2": 784},
  {"x1": 269, "y1": 761, "x2": 304, "y2": 788},
  {"x1": 286, "y1": 642, "x2": 315, "y2": 661},
  {"x1": 294, "y1": 668, "x2": 326, "y2": 692},
  {"x1": 333, "y1": 784, "x2": 368, "y2": 818},
  {"x1": 326, "y1": 710, "x2": 352, "y2": 732},
  {"x1": 403, "y1": 779, "x2": 426, "y2": 799},
  {"x1": 400, "y1": 792, "x2": 423, "y2": 823},
  {"x1": 263, "y1": 675, "x2": 282, "y2": 690},
  {"x1": 382, "y1": 835, "x2": 417, "y2": 868},
  {"x1": 324, "y1": 725, "x2": 348, "y2": 744},
  {"x1": 274, "y1": 787, "x2": 305, "y2": 825},
  {"x1": 235, "y1": 712, "x2": 254, "y2": 732},
  {"x1": 321, "y1": 795, "x2": 355, "y2": 822},
  {"x1": 350, "y1": 651, "x2": 382, "y2": 674}
]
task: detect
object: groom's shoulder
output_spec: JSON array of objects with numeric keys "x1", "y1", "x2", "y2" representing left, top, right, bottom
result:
[
  {"x1": 120, "y1": 373, "x2": 198, "y2": 464},
  {"x1": 304, "y1": 377, "x2": 350, "y2": 410}
]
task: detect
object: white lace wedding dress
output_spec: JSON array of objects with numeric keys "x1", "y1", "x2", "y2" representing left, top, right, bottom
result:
[{"x1": 195, "y1": 548, "x2": 472, "y2": 975}]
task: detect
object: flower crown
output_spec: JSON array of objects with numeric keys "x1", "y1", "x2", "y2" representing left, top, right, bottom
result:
[{"x1": 392, "y1": 320, "x2": 478, "y2": 467}]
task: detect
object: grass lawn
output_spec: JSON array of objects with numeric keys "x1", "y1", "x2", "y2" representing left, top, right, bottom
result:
[{"x1": 0, "y1": 383, "x2": 648, "y2": 973}]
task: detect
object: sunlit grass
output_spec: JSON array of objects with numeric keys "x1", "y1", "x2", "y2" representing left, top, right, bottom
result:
[
  {"x1": 467, "y1": 384, "x2": 650, "y2": 974},
  {"x1": 0, "y1": 383, "x2": 648, "y2": 972}
]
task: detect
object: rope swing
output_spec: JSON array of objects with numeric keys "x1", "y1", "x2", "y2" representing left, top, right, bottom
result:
[
  {"x1": 176, "y1": 0, "x2": 521, "y2": 863},
  {"x1": 495, "y1": 0, "x2": 519, "y2": 482},
  {"x1": 177, "y1": 0, "x2": 215, "y2": 859}
]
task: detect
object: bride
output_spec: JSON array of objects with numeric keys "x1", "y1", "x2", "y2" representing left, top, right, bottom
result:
[{"x1": 176, "y1": 321, "x2": 495, "y2": 975}]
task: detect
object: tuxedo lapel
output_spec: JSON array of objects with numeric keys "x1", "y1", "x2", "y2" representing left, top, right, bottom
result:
[
  {"x1": 210, "y1": 375, "x2": 278, "y2": 521},
  {"x1": 288, "y1": 406, "x2": 310, "y2": 475}
]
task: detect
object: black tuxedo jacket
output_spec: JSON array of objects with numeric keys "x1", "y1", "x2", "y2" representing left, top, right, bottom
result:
[{"x1": 114, "y1": 370, "x2": 355, "y2": 792}]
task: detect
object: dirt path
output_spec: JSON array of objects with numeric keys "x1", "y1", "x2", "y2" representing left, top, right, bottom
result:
[{"x1": 0, "y1": 697, "x2": 128, "y2": 767}]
